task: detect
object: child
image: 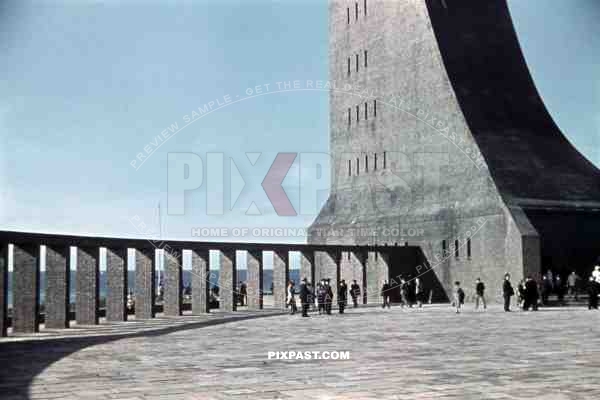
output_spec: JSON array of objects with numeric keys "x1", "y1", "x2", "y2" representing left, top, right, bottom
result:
[{"x1": 453, "y1": 281, "x2": 464, "y2": 313}]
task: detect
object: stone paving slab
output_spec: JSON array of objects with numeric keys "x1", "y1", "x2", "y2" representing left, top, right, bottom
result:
[{"x1": 0, "y1": 305, "x2": 599, "y2": 399}]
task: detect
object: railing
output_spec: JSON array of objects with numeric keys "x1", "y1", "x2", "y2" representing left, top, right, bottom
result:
[{"x1": 0, "y1": 230, "x2": 393, "y2": 337}]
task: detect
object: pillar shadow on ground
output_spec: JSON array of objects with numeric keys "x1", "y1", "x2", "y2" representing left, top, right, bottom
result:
[{"x1": 0, "y1": 311, "x2": 284, "y2": 400}]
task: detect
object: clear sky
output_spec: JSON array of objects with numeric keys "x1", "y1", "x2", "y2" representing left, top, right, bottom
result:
[{"x1": 1, "y1": 0, "x2": 599, "y2": 245}]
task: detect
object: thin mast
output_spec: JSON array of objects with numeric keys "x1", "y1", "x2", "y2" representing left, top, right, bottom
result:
[{"x1": 158, "y1": 202, "x2": 162, "y2": 287}]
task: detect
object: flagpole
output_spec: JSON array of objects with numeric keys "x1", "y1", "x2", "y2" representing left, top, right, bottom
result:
[{"x1": 158, "y1": 202, "x2": 162, "y2": 290}]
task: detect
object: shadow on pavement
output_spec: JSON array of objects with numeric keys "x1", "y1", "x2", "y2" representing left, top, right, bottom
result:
[{"x1": 0, "y1": 312, "x2": 284, "y2": 400}]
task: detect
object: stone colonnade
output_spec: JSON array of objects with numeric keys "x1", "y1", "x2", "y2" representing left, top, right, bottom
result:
[{"x1": 0, "y1": 236, "x2": 392, "y2": 336}]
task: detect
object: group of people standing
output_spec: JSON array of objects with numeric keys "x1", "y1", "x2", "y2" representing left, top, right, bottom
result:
[
  {"x1": 448, "y1": 267, "x2": 600, "y2": 313},
  {"x1": 283, "y1": 265, "x2": 600, "y2": 316},
  {"x1": 380, "y1": 277, "x2": 427, "y2": 309},
  {"x1": 497, "y1": 266, "x2": 600, "y2": 312},
  {"x1": 286, "y1": 278, "x2": 363, "y2": 317}
]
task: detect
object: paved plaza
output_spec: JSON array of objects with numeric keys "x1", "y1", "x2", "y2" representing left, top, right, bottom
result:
[{"x1": 1, "y1": 305, "x2": 600, "y2": 399}]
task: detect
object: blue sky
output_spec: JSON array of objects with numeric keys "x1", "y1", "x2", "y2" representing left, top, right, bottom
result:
[{"x1": 1, "y1": 0, "x2": 599, "y2": 245}]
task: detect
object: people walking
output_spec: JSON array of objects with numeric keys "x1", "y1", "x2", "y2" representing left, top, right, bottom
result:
[
  {"x1": 541, "y1": 275, "x2": 552, "y2": 305},
  {"x1": 407, "y1": 277, "x2": 416, "y2": 307},
  {"x1": 287, "y1": 280, "x2": 297, "y2": 315},
  {"x1": 415, "y1": 277, "x2": 424, "y2": 308},
  {"x1": 157, "y1": 280, "x2": 164, "y2": 302},
  {"x1": 317, "y1": 280, "x2": 326, "y2": 315},
  {"x1": 306, "y1": 281, "x2": 315, "y2": 312},
  {"x1": 523, "y1": 276, "x2": 539, "y2": 311},
  {"x1": 453, "y1": 281, "x2": 464, "y2": 313},
  {"x1": 587, "y1": 276, "x2": 599, "y2": 310},
  {"x1": 239, "y1": 281, "x2": 247, "y2": 306},
  {"x1": 350, "y1": 280, "x2": 361, "y2": 308},
  {"x1": 517, "y1": 279, "x2": 526, "y2": 309},
  {"x1": 555, "y1": 274, "x2": 565, "y2": 305},
  {"x1": 337, "y1": 280, "x2": 348, "y2": 314},
  {"x1": 567, "y1": 271, "x2": 579, "y2": 301},
  {"x1": 324, "y1": 279, "x2": 334, "y2": 315},
  {"x1": 546, "y1": 269, "x2": 554, "y2": 286},
  {"x1": 299, "y1": 278, "x2": 310, "y2": 317},
  {"x1": 475, "y1": 278, "x2": 486, "y2": 310},
  {"x1": 381, "y1": 280, "x2": 391, "y2": 309},
  {"x1": 400, "y1": 278, "x2": 409, "y2": 308},
  {"x1": 502, "y1": 274, "x2": 514, "y2": 312},
  {"x1": 126, "y1": 290, "x2": 135, "y2": 312}
]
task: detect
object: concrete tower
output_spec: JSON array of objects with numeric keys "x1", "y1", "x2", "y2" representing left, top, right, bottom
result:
[{"x1": 309, "y1": 0, "x2": 600, "y2": 300}]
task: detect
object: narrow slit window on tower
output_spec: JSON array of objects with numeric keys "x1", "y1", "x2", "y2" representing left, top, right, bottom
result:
[
  {"x1": 364, "y1": 0, "x2": 367, "y2": 16},
  {"x1": 374, "y1": 99, "x2": 377, "y2": 116},
  {"x1": 383, "y1": 151, "x2": 386, "y2": 168},
  {"x1": 356, "y1": 158, "x2": 360, "y2": 176},
  {"x1": 455, "y1": 240, "x2": 459, "y2": 258},
  {"x1": 467, "y1": 238, "x2": 472, "y2": 258},
  {"x1": 355, "y1": 2, "x2": 358, "y2": 20},
  {"x1": 347, "y1": 7, "x2": 350, "y2": 24},
  {"x1": 374, "y1": 153, "x2": 377, "y2": 170},
  {"x1": 356, "y1": 105, "x2": 359, "y2": 122},
  {"x1": 348, "y1": 160, "x2": 351, "y2": 176},
  {"x1": 364, "y1": 50, "x2": 368, "y2": 67},
  {"x1": 365, "y1": 154, "x2": 369, "y2": 172},
  {"x1": 348, "y1": 108, "x2": 351, "y2": 126},
  {"x1": 364, "y1": 102, "x2": 368, "y2": 120},
  {"x1": 347, "y1": 57, "x2": 351, "y2": 76},
  {"x1": 442, "y1": 240, "x2": 447, "y2": 256},
  {"x1": 356, "y1": 53, "x2": 359, "y2": 72}
]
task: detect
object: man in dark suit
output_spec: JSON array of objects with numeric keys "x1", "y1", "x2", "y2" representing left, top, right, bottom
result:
[
  {"x1": 350, "y1": 280, "x2": 361, "y2": 308},
  {"x1": 502, "y1": 274, "x2": 515, "y2": 312},
  {"x1": 524, "y1": 276, "x2": 539, "y2": 311},
  {"x1": 299, "y1": 278, "x2": 310, "y2": 317},
  {"x1": 324, "y1": 279, "x2": 334, "y2": 315},
  {"x1": 475, "y1": 278, "x2": 486, "y2": 310},
  {"x1": 338, "y1": 280, "x2": 348, "y2": 314}
]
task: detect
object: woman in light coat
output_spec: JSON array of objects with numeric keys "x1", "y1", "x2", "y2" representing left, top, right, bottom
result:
[{"x1": 287, "y1": 280, "x2": 297, "y2": 315}]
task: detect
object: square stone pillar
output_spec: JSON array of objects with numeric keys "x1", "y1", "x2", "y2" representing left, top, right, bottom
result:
[
  {"x1": 76, "y1": 247, "x2": 99, "y2": 325},
  {"x1": 378, "y1": 251, "x2": 390, "y2": 290},
  {"x1": 366, "y1": 251, "x2": 379, "y2": 304},
  {"x1": 300, "y1": 251, "x2": 314, "y2": 285},
  {"x1": 246, "y1": 250, "x2": 263, "y2": 310},
  {"x1": 135, "y1": 249, "x2": 155, "y2": 319},
  {"x1": 219, "y1": 249, "x2": 236, "y2": 312},
  {"x1": 191, "y1": 249, "x2": 210, "y2": 314},
  {"x1": 367, "y1": 250, "x2": 390, "y2": 304},
  {"x1": 12, "y1": 244, "x2": 40, "y2": 333},
  {"x1": 163, "y1": 250, "x2": 182, "y2": 316},
  {"x1": 45, "y1": 245, "x2": 70, "y2": 329},
  {"x1": 350, "y1": 250, "x2": 368, "y2": 304},
  {"x1": 0, "y1": 243, "x2": 8, "y2": 337},
  {"x1": 340, "y1": 251, "x2": 354, "y2": 285},
  {"x1": 272, "y1": 250, "x2": 289, "y2": 309},
  {"x1": 106, "y1": 248, "x2": 127, "y2": 322},
  {"x1": 315, "y1": 250, "x2": 340, "y2": 286}
]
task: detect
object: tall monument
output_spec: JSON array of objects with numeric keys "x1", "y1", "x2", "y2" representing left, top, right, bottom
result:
[{"x1": 309, "y1": 0, "x2": 600, "y2": 299}]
